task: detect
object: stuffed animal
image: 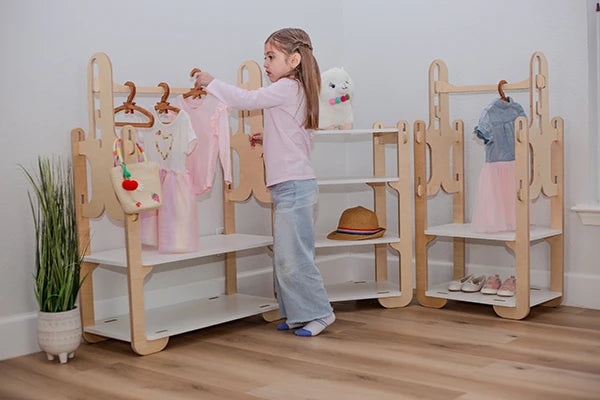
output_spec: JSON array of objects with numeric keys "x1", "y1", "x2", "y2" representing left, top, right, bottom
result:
[{"x1": 318, "y1": 67, "x2": 354, "y2": 130}]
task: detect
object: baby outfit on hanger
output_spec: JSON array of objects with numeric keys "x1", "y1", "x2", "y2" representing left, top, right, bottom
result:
[
  {"x1": 141, "y1": 109, "x2": 198, "y2": 253},
  {"x1": 471, "y1": 97, "x2": 526, "y2": 232},
  {"x1": 172, "y1": 94, "x2": 232, "y2": 196}
]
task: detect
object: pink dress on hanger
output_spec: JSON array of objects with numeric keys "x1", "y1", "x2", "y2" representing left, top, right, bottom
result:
[
  {"x1": 172, "y1": 94, "x2": 232, "y2": 195},
  {"x1": 141, "y1": 110, "x2": 198, "y2": 253},
  {"x1": 471, "y1": 97, "x2": 526, "y2": 232}
]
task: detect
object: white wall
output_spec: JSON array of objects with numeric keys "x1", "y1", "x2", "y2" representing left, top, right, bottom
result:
[{"x1": 1, "y1": 0, "x2": 597, "y2": 360}]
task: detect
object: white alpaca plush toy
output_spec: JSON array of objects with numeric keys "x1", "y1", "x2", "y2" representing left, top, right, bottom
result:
[{"x1": 318, "y1": 67, "x2": 354, "y2": 130}]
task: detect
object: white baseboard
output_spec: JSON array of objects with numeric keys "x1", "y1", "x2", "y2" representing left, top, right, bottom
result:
[
  {"x1": 0, "y1": 266, "x2": 277, "y2": 361},
  {"x1": 0, "y1": 312, "x2": 39, "y2": 361},
  {"x1": 2, "y1": 255, "x2": 598, "y2": 361}
]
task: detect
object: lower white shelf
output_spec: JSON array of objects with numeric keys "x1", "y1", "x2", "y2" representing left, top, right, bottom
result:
[
  {"x1": 426, "y1": 281, "x2": 561, "y2": 307},
  {"x1": 315, "y1": 233, "x2": 400, "y2": 248},
  {"x1": 84, "y1": 293, "x2": 278, "y2": 342},
  {"x1": 325, "y1": 280, "x2": 401, "y2": 302}
]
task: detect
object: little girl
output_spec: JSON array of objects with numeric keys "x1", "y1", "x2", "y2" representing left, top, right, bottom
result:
[{"x1": 194, "y1": 28, "x2": 335, "y2": 337}]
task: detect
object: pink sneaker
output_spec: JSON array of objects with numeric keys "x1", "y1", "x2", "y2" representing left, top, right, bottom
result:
[
  {"x1": 498, "y1": 276, "x2": 516, "y2": 297},
  {"x1": 480, "y1": 274, "x2": 502, "y2": 295}
]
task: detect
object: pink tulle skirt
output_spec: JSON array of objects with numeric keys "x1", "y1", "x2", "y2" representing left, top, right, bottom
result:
[
  {"x1": 141, "y1": 169, "x2": 198, "y2": 253},
  {"x1": 471, "y1": 161, "x2": 516, "y2": 233}
]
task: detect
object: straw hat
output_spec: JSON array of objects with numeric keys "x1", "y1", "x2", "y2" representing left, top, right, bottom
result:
[{"x1": 327, "y1": 206, "x2": 386, "y2": 240}]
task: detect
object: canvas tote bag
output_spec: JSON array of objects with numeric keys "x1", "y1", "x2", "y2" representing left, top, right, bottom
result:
[{"x1": 109, "y1": 137, "x2": 162, "y2": 214}]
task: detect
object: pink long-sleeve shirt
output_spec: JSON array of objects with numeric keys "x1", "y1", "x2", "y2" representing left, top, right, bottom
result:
[{"x1": 206, "y1": 77, "x2": 315, "y2": 187}]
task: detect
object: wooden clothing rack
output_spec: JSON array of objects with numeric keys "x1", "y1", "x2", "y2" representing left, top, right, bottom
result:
[
  {"x1": 414, "y1": 51, "x2": 564, "y2": 319},
  {"x1": 73, "y1": 51, "x2": 415, "y2": 355},
  {"x1": 72, "y1": 53, "x2": 276, "y2": 355}
]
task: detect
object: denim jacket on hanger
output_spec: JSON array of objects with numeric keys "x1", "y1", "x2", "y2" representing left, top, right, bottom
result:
[{"x1": 473, "y1": 97, "x2": 526, "y2": 163}]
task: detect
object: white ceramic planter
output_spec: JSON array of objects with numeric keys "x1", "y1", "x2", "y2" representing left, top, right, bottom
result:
[{"x1": 37, "y1": 307, "x2": 82, "y2": 364}]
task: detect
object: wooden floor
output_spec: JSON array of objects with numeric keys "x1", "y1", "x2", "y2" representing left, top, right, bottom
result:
[{"x1": 1, "y1": 299, "x2": 599, "y2": 400}]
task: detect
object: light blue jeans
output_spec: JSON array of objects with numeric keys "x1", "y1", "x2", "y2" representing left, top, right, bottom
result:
[{"x1": 270, "y1": 179, "x2": 333, "y2": 324}]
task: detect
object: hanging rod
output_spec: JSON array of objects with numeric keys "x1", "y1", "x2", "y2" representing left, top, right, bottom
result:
[
  {"x1": 93, "y1": 78, "x2": 190, "y2": 95},
  {"x1": 435, "y1": 78, "x2": 530, "y2": 94}
]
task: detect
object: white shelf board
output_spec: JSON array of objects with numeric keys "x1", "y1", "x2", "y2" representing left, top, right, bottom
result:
[
  {"x1": 84, "y1": 233, "x2": 273, "y2": 268},
  {"x1": 84, "y1": 293, "x2": 278, "y2": 342},
  {"x1": 314, "y1": 128, "x2": 398, "y2": 135},
  {"x1": 315, "y1": 233, "x2": 400, "y2": 248},
  {"x1": 425, "y1": 223, "x2": 562, "y2": 241},
  {"x1": 426, "y1": 281, "x2": 561, "y2": 308},
  {"x1": 317, "y1": 176, "x2": 399, "y2": 185},
  {"x1": 325, "y1": 280, "x2": 401, "y2": 302}
]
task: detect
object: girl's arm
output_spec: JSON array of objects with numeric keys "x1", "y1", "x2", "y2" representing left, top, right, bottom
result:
[
  {"x1": 194, "y1": 72, "x2": 294, "y2": 110},
  {"x1": 206, "y1": 78, "x2": 292, "y2": 110}
]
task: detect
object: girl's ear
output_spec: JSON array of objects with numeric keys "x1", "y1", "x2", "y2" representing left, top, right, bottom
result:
[{"x1": 289, "y1": 53, "x2": 301, "y2": 69}]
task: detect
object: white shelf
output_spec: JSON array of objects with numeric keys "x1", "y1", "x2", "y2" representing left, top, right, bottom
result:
[
  {"x1": 314, "y1": 128, "x2": 398, "y2": 135},
  {"x1": 84, "y1": 293, "x2": 278, "y2": 342},
  {"x1": 325, "y1": 280, "x2": 401, "y2": 302},
  {"x1": 315, "y1": 233, "x2": 400, "y2": 248},
  {"x1": 84, "y1": 233, "x2": 273, "y2": 268},
  {"x1": 425, "y1": 223, "x2": 562, "y2": 241},
  {"x1": 317, "y1": 176, "x2": 399, "y2": 185},
  {"x1": 426, "y1": 281, "x2": 561, "y2": 307}
]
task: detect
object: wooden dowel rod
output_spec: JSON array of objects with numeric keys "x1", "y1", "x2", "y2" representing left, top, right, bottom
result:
[
  {"x1": 435, "y1": 78, "x2": 530, "y2": 94},
  {"x1": 93, "y1": 79, "x2": 190, "y2": 95}
]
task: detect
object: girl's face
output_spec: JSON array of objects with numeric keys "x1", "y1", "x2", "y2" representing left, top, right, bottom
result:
[{"x1": 263, "y1": 41, "x2": 297, "y2": 82}]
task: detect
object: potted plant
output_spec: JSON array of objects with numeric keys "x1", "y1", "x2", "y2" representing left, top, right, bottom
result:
[{"x1": 21, "y1": 156, "x2": 86, "y2": 364}]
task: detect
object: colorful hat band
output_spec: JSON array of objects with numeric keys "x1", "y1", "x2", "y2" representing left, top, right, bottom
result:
[{"x1": 334, "y1": 226, "x2": 383, "y2": 236}]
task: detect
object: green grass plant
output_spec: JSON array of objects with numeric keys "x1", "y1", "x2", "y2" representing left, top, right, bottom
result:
[{"x1": 21, "y1": 156, "x2": 85, "y2": 312}]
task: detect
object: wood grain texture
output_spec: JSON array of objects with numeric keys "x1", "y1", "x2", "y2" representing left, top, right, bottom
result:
[{"x1": 2, "y1": 300, "x2": 598, "y2": 400}]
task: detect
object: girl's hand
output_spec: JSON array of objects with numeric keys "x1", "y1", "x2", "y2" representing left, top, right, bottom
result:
[
  {"x1": 194, "y1": 71, "x2": 214, "y2": 89},
  {"x1": 249, "y1": 132, "x2": 263, "y2": 147}
]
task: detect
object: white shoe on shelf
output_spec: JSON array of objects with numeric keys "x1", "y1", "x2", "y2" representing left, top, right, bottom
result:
[
  {"x1": 461, "y1": 274, "x2": 486, "y2": 292},
  {"x1": 447, "y1": 273, "x2": 474, "y2": 291}
]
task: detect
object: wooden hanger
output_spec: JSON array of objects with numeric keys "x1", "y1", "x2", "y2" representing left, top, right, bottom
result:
[
  {"x1": 114, "y1": 81, "x2": 155, "y2": 127},
  {"x1": 498, "y1": 79, "x2": 509, "y2": 102},
  {"x1": 154, "y1": 82, "x2": 181, "y2": 114},
  {"x1": 183, "y1": 68, "x2": 207, "y2": 99}
]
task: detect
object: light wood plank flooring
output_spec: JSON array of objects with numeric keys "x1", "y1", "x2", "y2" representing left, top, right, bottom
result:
[{"x1": 1, "y1": 299, "x2": 599, "y2": 399}]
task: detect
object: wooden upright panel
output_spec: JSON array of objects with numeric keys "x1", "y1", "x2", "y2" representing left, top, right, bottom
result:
[
  {"x1": 226, "y1": 61, "x2": 269, "y2": 205},
  {"x1": 382, "y1": 120, "x2": 413, "y2": 308},
  {"x1": 223, "y1": 60, "x2": 267, "y2": 296},
  {"x1": 71, "y1": 128, "x2": 106, "y2": 344},
  {"x1": 414, "y1": 120, "x2": 445, "y2": 308},
  {"x1": 80, "y1": 53, "x2": 123, "y2": 221},
  {"x1": 371, "y1": 122, "x2": 389, "y2": 283},
  {"x1": 544, "y1": 116, "x2": 564, "y2": 306},
  {"x1": 494, "y1": 118, "x2": 531, "y2": 319}
]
